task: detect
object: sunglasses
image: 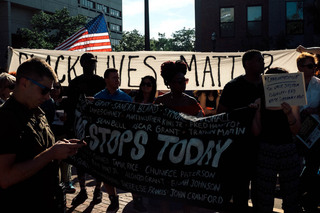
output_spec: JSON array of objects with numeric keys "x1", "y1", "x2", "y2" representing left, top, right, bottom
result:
[
  {"x1": 300, "y1": 64, "x2": 316, "y2": 69},
  {"x1": 141, "y1": 82, "x2": 152, "y2": 87},
  {"x1": 172, "y1": 78, "x2": 189, "y2": 85},
  {"x1": 24, "y1": 76, "x2": 52, "y2": 95}
]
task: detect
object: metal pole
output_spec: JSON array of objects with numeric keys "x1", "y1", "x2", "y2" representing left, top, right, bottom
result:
[{"x1": 144, "y1": 0, "x2": 150, "y2": 50}]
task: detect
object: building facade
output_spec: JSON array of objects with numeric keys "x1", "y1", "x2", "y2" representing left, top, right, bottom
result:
[
  {"x1": 195, "y1": 0, "x2": 319, "y2": 52},
  {"x1": 0, "y1": 0, "x2": 122, "y2": 69}
]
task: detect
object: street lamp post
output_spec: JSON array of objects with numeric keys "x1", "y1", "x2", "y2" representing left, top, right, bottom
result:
[{"x1": 145, "y1": 0, "x2": 150, "y2": 50}]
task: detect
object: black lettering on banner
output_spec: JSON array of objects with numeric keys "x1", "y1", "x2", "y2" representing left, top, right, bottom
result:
[
  {"x1": 118, "y1": 55, "x2": 126, "y2": 87},
  {"x1": 128, "y1": 55, "x2": 139, "y2": 87},
  {"x1": 144, "y1": 56, "x2": 157, "y2": 82},
  {"x1": 55, "y1": 55, "x2": 66, "y2": 83},
  {"x1": 202, "y1": 56, "x2": 214, "y2": 87},
  {"x1": 212, "y1": 56, "x2": 227, "y2": 87},
  {"x1": 19, "y1": 52, "x2": 29, "y2": 65},
  {"x1": 45, "y1": 55, "x2": 51, "y2": 65},
  {"x1": 66, "y1": 97, "x2": 250, "y2": 210},
  {"x1": 67, "y1": 56, "x2": 80, "y2": 83},
  {"x1": 180, "y1": 55, "x2": 199, "y2": 86},
  {"x1": 228, "y1": 55, "x2": 241, "y2": 80},
  {"x1": 107, "y1": 55, "x2": 116, "y2": 68},
  {"x1": 263, "y1": 53, "x2": 273, "y2": 71}
]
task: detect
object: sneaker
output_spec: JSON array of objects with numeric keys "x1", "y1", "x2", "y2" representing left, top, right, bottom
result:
[
  {"x1": 64, "y1": 182, "x2": 76, "y2": 194},
  {"x1": 133, "y1": 196, "x2": 147, "y2": 212},
  {"x1": 71, "y1": 189, "x2": 88, "y2": 205},
  {"x1": 92, "y1": 188, "x2": 103, "y2": 204},
  {"x1": 106, "y1": 195, "x2": 119, "y2": 213}
]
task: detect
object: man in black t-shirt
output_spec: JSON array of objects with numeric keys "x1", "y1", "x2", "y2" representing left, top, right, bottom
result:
[
  {"x1": 65, "y1": 53, "x2": 106, "y2": 206},
  {"x1": 0, "y1": 58, "x2": 84, "y2": 213},
  {"x1": 217, "y1": 49, "x2": 264, "y2": 212}
]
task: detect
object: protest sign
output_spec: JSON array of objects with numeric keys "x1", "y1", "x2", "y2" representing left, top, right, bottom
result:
[
  {"x1": 8, "y1": 47, "x2": 300, "y2": 90},
  {"x1": 296, "y1": 115, "x2": 320, "y2": 149},
  {"x1": 66, "y1": 97, "x2": 252, "y2": 209},
  {"x1": 262, "y1": 72, "x2": 307, "y2": 107}
]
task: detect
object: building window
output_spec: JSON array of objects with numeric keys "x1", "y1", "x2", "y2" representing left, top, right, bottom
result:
[
  {"x1": 110, "y1": 8, "x2": 121, "y2": 18},
  {"x1": 286, "y1": 1, "x2": 303, "y2": 34},
  {"x1": 247, "y1": 6, "x2": 262, "y2": 36},
  {"x1": 97, "y1": 3, "x2": 108, "y2": 13},
  {"x1": 110, "y1": 23, "x2": 121, "y2": 32},
  {"x1": 111, "y1": 39, "x2": 120, "y2": 46},
  {"x1": 220, "y1": 7, "x2": 234, "y2": 37},
  {"x1": 81, "y1": 0, "x2": 94, "y2": 9}
]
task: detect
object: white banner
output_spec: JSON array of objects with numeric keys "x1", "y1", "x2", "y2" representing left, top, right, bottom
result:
[{"x1": 8, "y1": 47, "x2": 300, "y2": 90}]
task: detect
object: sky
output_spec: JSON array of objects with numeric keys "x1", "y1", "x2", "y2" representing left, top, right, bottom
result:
[{"x1": 122, "y1": 0, "x2": 195, "y2": 39}]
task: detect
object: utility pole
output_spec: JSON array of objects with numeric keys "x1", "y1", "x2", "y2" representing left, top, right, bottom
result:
[{"x1": 144, "y1": 0, "x2": 150, "y2": 50}]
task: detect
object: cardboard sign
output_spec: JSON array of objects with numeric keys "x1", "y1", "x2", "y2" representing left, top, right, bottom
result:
[{"x1": 262, "y1": 72, "x2": 307, "y2": 107}]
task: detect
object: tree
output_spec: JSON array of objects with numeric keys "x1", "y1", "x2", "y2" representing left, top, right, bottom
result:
[
  {"x1": 17, "y1": 8, "x2": 87, "y2": 49},
  {"x1": 170, "y1": 27, "x2": 195, "y2": 51},
  {"x1": 115, "y1": 29, "x2": 145, "y2": 51},
  {"x1": 115, "y1": 28, "x2": 195, "y2": 51}
]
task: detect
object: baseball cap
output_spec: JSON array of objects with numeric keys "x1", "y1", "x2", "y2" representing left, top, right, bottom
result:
[{"x1": 80, "y1": 53, "x2": 97, "y2": 64}]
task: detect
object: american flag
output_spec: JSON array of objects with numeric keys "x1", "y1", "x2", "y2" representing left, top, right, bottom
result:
[{"x1": 55, "y1": 13, "x2": 112, "y2": 52}]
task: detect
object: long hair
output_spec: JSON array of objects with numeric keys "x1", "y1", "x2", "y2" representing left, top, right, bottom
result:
[{"x1": 135, "y1": 75, "x2": 157, "y2": 103}]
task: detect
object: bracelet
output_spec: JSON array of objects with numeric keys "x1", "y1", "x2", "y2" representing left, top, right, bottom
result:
[{"x1": 288, "y1": 118, "x2": 297, "y2": 126}]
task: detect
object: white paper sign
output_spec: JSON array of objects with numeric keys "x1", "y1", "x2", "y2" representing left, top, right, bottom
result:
[{"x1": 263, "y1": 72, "x2": 307, "y2": 107}]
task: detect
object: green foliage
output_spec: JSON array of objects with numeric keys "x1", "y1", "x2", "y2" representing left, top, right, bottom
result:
[
  {"x1": 170, "y1": 27, "x2": 195, "y2": 51},
  {"x1": 17, "y1": 8, "x2": 87, "y2": 49},
  {"x1": 114, "y1": 28, "x2": 195, "y2": 52},
  {"x1": 114, "y1": 29, "x2": 145, "y2": 51}
]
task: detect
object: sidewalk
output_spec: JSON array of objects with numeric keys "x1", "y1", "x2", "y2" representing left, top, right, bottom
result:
[{"x1": 66, "y1": 167, "x2": 284, "y2": 213}]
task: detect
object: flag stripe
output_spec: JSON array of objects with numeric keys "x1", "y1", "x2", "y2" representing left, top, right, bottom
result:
[
  {"x1": 72, "y1": 35, "x2": 110, "y2": 45},
  {"x1": 69, "y1": 39, "x2": 111, "y2": 49},
  {"x1": 55, "y1": 28, "x2": 87, "y2": 50},
  {"x1": 74, "y1": 46, "x2": 113, "y2": 51},
  {"x1": 69, "y1": 42, "x2": 112, "y2": 51},
  {"x1": 55, "y1": 14, "x2": 112, "y2": 52}
]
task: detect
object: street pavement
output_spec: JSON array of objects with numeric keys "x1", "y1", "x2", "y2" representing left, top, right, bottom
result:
[{"x1": 66, "y1": 167, "x2": 285, "y2": 213}]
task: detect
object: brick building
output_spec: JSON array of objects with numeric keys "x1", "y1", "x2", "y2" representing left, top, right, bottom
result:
[{"x1": 195, "y1": 0, "x2": 319, "y2": 52}]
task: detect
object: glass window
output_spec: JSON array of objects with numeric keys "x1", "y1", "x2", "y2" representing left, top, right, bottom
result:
[
  {"x1": 110, "y1": 8, "x2": 121, "y2": 17},
  {"x1": 220, "y1": 8, "x2": 234, "y2": 37},
  {"x1": 97, "y1": 4, "x2": 107, "y2": 13},
  {"x1": 110, "y1": 23, "x2": 121, "y2": 32},
  {"x1": 247, "y1": 6, "x2": 262, "y2": 36},
  {"x1": 286, "y1": 1, "x2": 303, "y2": 34}
]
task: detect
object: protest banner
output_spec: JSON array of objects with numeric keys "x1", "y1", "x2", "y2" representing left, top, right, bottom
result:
[
  {"x1": 296, "y1": 115, "x2": 320, "y2": 149},
  {"x1": 262, "y1": 72, "x2": 307, "y2": 107},
  {"x1": 66, "y1": 97, "x2": 253, "y2": 210},
  {"x1": 8, "y1": 47, "x2": 300, "y2": 90}
]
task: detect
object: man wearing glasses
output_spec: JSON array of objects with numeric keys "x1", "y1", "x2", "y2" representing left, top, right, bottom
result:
[{"x1": 0, "y1": 58, "x2": 85, "y2": 213}]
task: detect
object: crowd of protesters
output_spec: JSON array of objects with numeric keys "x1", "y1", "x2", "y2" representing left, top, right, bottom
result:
[{"x1": 0, "y1": 46, "x2": 319, "y2": 213}]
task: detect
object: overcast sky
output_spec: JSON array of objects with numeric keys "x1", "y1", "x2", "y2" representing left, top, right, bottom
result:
[{"x1": 122, "y1": 0, "x2": 195, "y2": 39}]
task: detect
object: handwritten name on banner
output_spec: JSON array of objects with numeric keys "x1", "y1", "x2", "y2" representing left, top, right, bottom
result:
[
  {"x1": 8, "y1": 47, "x2": 300, "y2": 90},
  {"x1": 262, "y1": 72, "x2": 307, "y2": 107},
  {"x1": 66, "y1": 98, "x2": 251, "y2": 209}
]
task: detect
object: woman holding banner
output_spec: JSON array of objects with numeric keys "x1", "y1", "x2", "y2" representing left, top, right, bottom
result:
[
  {"x1": 251, "y1": 67, "x2": 301, "y2": 213},
  {"x1": 154, "y1": 60, "x2": 204, "y2": 117},
  {"x1": 154, "y1": 60, "x2": 204, "y2": 212},
  {"x1": 134, "y1": 75, "x2": 157, "y2": 104},
  {"x1": 131, "y1": 75, "x2": 157, "y2": 212}
]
